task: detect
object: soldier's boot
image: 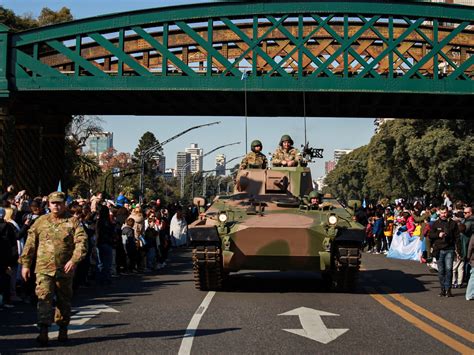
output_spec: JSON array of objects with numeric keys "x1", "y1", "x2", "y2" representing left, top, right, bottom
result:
[
  {"x1": 36, "y1": 325, "x2": 49, "y2": 346},
  {"x1": 58, "y1": 326, "x2": 68, "y2": 342}
]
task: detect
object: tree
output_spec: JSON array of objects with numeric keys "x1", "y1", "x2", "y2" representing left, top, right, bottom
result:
[
  {"x1": 325, "y1": 146, "x2": 369, "y2": 201},
  {"x1": 37, "y1": 7, "x2": 73, "y2": 26},
  {"x1": 117, "y1": 132, "x2": 164, "y2": 201},
  {"x1": 133, "y1": 131, "x2": 163, "y2": 161},
  {"x1": 64, "y1": 115, "x2": 104, "y2": 195},
  {"x1": 66, "y1": 115, "x2": 104, "y2": 151},
  {"x1": 0, "y1": 6, "x2": 73, "y2": 32},
  {"x1": 74, "y1": 155, "x2": 101, "y2": 184},
  {"x1": 0, "y1": 6, "x2": 37, "y2": 31},
  {"x1": 65, "y1": 152, "x2": 101, "y2": 198},
  {"x1": 99, "y1": 148, "x2": 132, "y2": 172},
  {"x1": 324, "y1": 119, "x2": 474, "y2": 204}
]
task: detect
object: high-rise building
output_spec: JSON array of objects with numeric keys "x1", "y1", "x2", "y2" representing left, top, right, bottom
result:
[
  {"x1": 334, "y1": 149, "x2": 353, "y2": 163},
  {"x1": 216, "y1": 154, "x2": 226, "y2": 176},
  {"x1": 325, "y1": 161, "x2": 337, "y2": 175},
  {"x1": 185, "y1": 143, "x2": 203, "y2": 173},
  {"x1": 176, "y1": 152, "x2": 191, "y2": 177},
  {"x1": 86, "y1": 132, "x2": 113, "y2": 157},
  {"x1": 156, "y1": 155, "x2": 166, "y2": 174},
  {"x1": 314, "y1": 176, "x2": 327, "y2": 191},
  {"x1": 164, "y1": 168, "x2": 175, "y2": 181}
]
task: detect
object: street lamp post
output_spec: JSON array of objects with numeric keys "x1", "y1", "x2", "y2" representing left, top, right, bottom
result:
[
  {"x1": 95, "y1": 136, "x2": 100, "y2": 161},
  {"x1": 202, "y1": 172, "x2": 208, "y2": 196},
  {"x1": 242, "y1": 71, "x2": 250, "y2": 154},
  {"x1": 180, "y1": 160, "x2": 193, "y2": 199},
  {"x1": 225, "y1": 155, "x2": 244, "y2": 169}
]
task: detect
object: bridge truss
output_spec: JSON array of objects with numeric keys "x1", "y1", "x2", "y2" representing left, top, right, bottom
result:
[{"x1": 0, "y1": 1, "x2": 473, "y2": 117}]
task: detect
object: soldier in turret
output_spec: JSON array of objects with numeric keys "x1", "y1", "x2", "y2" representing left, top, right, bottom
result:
[
  {"x1": 20, "y1": 192, "x2": 88, "y2": 346},
  {"x1": 240, "y1": 140, "x2": 268, "y2": 169},
  {"x1": 308, "y1": 190, "x2": 320, "y2": 210},
  {"x1": 272, "y1": 134, "x2": 301, "y2": 167}
]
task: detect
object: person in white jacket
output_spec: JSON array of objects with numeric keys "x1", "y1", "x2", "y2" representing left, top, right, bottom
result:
[{"x1": 170, "y1": 209, "x2": 188, "y2": 247}]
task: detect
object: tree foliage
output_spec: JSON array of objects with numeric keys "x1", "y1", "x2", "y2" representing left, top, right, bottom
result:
[
  {"x1": 324, "y1": 146, "x2": 368, "y2": 201},
  {"x1": 66, "y1": 115, "x2": 104, "y2": 151},
  {"x1": 64, "y1": 115, "x2": 103, "y2": 196},
  {"x1": 37, "y1": 7, "x2": 73, "y2": 26},
  {"x1": 133, "y1": 131, "x2": 163, "y2": 161},
  {"x1": 99, "y1": 148, "x2": 132, "y2": 172},
  {"x1": 325, "y1": 119, "x2": 474, "y2": 204},
  {"x1": 64, "y1": 140, "x2": 101, "y2": 197},
  {"x1": 0, "y1": 6, "x2": 73, "y2": 32}
]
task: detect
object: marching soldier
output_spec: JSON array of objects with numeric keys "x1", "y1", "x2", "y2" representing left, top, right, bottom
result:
[
  {"x1": 272, "y1": 134, "x2": 301, "y2": 167},
  {"x1": 20, "y1": 192, "x2": 87, "y2": 346},
  {"x1": 240, "y1": 140, "x2": 268, "y2": 169}
]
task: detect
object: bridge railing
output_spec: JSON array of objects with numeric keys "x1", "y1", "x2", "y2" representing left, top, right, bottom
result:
[{"x1": 5, "y1": 1, "x2": 474, "y2": 94}]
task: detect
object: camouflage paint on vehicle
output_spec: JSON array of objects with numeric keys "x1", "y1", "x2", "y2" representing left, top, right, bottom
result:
[{"x1": 189, "y1": 165, "x2": 365, "y2": 291}]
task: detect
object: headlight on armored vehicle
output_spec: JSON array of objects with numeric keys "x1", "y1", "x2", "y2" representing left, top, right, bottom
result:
[
  {"x1": 218, "y1": 212, "x2": 228, "y2": 223},
  {"x1": 328, "y1": 215, "x2": 338, "y2": 225}
]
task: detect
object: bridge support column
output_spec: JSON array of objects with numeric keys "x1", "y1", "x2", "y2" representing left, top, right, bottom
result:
[
  {"x1": 0, "y1": 105, "x2": 14, "y2": 192},
  {"x1": 13, "y1": 112, "x2": 70, "y2": 196}
]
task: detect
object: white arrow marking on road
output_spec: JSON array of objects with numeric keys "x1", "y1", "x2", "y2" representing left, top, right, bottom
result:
[
  {"x1": 49, "y1": 304, "x2": 119, "y2": 337},
  {"x1": 279, "y1": 307, "x2": 349, "y2": 344}
]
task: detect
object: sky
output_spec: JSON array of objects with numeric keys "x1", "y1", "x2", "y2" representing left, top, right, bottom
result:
[{"x1": 2, "y1": 0, "x2": 376, "y2": 177}]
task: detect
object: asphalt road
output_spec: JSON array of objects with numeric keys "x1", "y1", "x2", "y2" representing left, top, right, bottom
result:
[{"x1": 1, "y1": 250, "x2": 473, "y2": 354}]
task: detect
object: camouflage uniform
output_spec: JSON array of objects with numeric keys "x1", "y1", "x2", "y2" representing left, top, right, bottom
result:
[
  {"x1": 272, "y1": 147, "x2": 301, "y2": 166},
  {"x1": 240, "y1": 151, "x2": 268, "y2": 169},
  {"x1": 20, "y1": 194, "x2": 87, "y2": 328}
]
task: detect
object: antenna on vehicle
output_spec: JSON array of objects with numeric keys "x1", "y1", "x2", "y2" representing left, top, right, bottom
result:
[{"x1": 303, "y1": 91, "x2": 307, "y2": 146}]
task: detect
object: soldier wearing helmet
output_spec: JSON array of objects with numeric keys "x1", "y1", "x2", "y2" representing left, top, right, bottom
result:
[
  {"x1": 240, "y1": 140, "x2": 268, "y2": 170},
  {"x1": 308, "y1": 190, "x2": 320, "y2": 210},
  {"x1": 272, "y1": 134, "x2": 301, "y2": 167}
]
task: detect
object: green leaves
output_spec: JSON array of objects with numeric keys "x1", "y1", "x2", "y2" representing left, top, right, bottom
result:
[
  {"x1": 0, "y1": 6, "x2": 72, "y2": 32},
  {"x1": 325, "y1": 119, "x2": 474, "y2": 203}
]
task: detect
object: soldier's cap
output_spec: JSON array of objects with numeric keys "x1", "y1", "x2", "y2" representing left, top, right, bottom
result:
[
  {"x1": 48, "y1": 191, "x2": 66, "y2": 203},
  {"x1": 0, "y1": 207, "x2": 5, "y2": 219}
]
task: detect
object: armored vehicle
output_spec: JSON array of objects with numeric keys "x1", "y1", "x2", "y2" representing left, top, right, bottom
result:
[{"x1": 188, "y1": 148, "x2": 365, "y2": 292}]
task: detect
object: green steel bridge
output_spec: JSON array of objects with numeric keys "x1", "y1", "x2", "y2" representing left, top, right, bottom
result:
[{"x1": 0, "y1": 0, "x2": 472, "y2": 193}]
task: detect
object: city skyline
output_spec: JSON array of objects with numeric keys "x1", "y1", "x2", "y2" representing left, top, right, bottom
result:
[{"x1": 99, "y1": 116, "x2": 375, "y2": 178}]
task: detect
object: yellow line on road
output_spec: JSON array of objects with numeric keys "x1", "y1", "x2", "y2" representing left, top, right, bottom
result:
[
  {"x1": 380, "y1": 287, "x2": 474, "y2": 343},
  {"x1": 366, "y1": 287, "x2": 473, "y2": 355}
]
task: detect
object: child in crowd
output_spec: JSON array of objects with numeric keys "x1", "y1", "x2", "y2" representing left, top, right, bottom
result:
[
  {"x1": 384, "y1": 209, "x2": 394, "y2": 249},
  {"x1": 122, "y1": 218, "x2": 136, "y2": 272}
]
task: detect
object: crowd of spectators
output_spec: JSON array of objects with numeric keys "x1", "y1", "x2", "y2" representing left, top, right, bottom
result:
[
  {"x1": 354, "y1": 193, "x2": 474, "y2": 300},
  {"x1": 0, "y1": 185, "x2": 200, "y2": 309}
]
